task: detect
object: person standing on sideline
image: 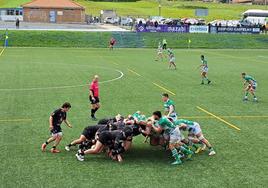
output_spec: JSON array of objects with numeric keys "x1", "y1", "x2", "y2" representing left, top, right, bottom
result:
[
  {"x1": 162, "y1": 38, "x2": 167, "y2": 50},
  {"x1": 89, "y1": 75, "x2": 100, "y2": 120},
  {"x1": 16, "y1": 18, "x2": 20, "y2": 29},
  {"x1": 109, "y1": 37, "x2": 116, "y2": 50}
]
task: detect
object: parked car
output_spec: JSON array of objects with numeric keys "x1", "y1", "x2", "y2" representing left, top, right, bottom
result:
[
  {"x1": 104, "y1": 17, "x2": 119, "y2": 24},
  {"x1": 209, "y1": 20, "x2": 242, "y2": 27},
  {"x1": 150, "y1": 16, "x2": 164, "y2": 23},
  {"x1": 209, "y1": 20, "x2": 228, "y2": 27},
  {"x1": 181, "y1": 18, "x2": 201, "y2": 25},
  {"x1": 163, "y1": 18, "x2": 182, "y2": 26},
  {"x1": 239, "y1": 19, "x2": 256, "y2": 27},
  {"x1": 120, "y1": 17, "x2": 133, "y2": 26},
  {"x1": 197, "y1": 18, "x2": 206, "y2": 25}
]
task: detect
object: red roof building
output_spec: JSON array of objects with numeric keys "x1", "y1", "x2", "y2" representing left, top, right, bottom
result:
[{"x1": 22, "y1": 0, "x2": 85, "y2": 23}]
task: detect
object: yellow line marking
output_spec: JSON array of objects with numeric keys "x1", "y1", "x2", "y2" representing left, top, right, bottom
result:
[
  {"x1": 196, "y1": 106, "x2": 241, "y2": 131},
  {"x1": 222, "y1": 115, "x2": 268, "y2": 119},
  {"x1": 128, "y1": 68, "x2": 141, "y2": 77},
  {"x1": 152, "y1": 82, "x2": 176, "y2": 96},
  {"x1": 0, "y1": 48, "x2": 5, "y2": 56},
  {"x1": 0, "y1": 119, "x2": 32, "y2": 122}
]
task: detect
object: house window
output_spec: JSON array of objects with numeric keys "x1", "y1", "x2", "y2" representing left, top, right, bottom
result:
[{"x1": 7, "y1": 10, "x2": 14, "y2": 15}]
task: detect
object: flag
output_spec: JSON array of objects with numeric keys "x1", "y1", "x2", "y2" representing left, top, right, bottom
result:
[{"x1": 5, "y1": 34, "x2": 8, "y2": 47}]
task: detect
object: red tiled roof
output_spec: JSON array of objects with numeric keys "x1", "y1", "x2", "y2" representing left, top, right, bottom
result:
[{"x1": 22, "y1": 0, "x2": 85, "y2": 9}]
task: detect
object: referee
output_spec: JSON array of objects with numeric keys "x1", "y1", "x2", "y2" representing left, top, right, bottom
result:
[{"x1": 89, "y1": 75, "x2": 100, "y2": 120}]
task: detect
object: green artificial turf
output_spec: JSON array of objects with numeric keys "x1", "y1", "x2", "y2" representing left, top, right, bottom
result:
[{"x1": 0, "y1": 47, "x2": 267, "y2": 187}]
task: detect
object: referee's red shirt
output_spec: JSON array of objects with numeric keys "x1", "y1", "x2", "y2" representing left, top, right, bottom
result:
[{"x1": 90, "y1": 81, "x2": 99, "y2": 97}]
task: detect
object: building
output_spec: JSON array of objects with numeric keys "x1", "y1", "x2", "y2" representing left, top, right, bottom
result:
[
  {"x1": 22, "y1": 0, "x2": 85, "y2": 23},
  {"x1": 0, "y1": 8, "x2": 23, "y2": 21},
  {"x1": 231, "y1": 0, "x2": 253, "y2": 3},
  {"x1": 253, "y1": 0, "x2": 267, "y2": 5}
]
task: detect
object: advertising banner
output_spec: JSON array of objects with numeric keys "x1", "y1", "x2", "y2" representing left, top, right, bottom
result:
[
  {"x1": 216, "y1": 27, "x2": 261, "y2": 34},
  {"x1": 136, "y1": 24, "x2": 188, "y2": 33},
  {"x1": 189, "y1": 25, "x2": 209, "y2": 33}
]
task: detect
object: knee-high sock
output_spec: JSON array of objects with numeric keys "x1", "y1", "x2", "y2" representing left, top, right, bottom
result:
[
  {"x1": 179, "y1": 146, "x2": 192, "y2": 155},
  {"x1": 171, "y1": 148, "x2": 181, "y2": 161},
  {"x1": 91, "y1": 109, "x2": 96, "y2": 117}
]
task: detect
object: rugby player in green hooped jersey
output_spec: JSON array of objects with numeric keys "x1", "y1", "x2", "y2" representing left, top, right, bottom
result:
[
  {"x1": 155, "y1": 41, "x2": 164, "y2": 62},
  {"x1": 167, "y1": 48, "x2": 176, "y2": 70},
  {"x1": 175, "y1": 119, "x2": 216, "y2": 156},
  {"x1": 241, "y1": 72, "x2": 258, "y2": 102},
  {"x1": 162, "y1": 93, "x2": 178, "y2": 121},
  {"x1": 198, "y1": 55, "x2": 211, "y2": 85},
  {"x1": 152, "y1": 111, "x2": 193, "y2": 165}
]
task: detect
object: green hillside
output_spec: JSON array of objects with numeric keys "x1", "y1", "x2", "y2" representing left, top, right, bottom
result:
[{"x1": 0, "y1": 0, "x2": 266, "y2": 21}]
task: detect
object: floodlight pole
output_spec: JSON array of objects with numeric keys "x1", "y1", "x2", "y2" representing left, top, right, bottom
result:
[{"x1": 158, "y1": 0, "x2": 161, "y2": 16}]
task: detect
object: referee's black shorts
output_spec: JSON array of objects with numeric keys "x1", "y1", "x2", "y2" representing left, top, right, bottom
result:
[{"x1": 89, "y1": 96, "x2": 100, "y2": 104}]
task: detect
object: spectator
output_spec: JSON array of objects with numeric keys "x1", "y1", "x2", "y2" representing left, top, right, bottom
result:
[
  {"x1": 154, "y1": 21, "x2": 158, "y2": 28},
  {"x1": 16, "y1": 18, "x2": 20, "y2": 29},
  {"x1": 261, "y1": 25, "x2": 266, "y2": 34},
  {"x1": 162, "y1": 38, "x2": 167, "y2": 50},
  {"x1": 208, "y1": 23, "x2": 211, "y2": 32}
]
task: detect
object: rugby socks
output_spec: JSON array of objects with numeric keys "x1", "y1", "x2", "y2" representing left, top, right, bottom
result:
[
  {"x1": 79, "y1": 150, "x2": 85, "y2": 156},
  {"x1": 95, "y1": 107, "x2": 99, "y2": 113},
  {"x1": 91, "y1": 109, "x2": 95, "y2": 117},
  {"x1": 192, "y1": 144, "x2": 198, "y2": 150},
  {"x1": 91, "y1": 108, "x2": 99, "y2": 117},
  {"x1": 45, "y1": 141, "x2": 48, "y2": 145},
  {"x1": 182, "y1": 144, "x2": 190, "y2": 150},
  {"x1": 179, "y1": 146, "x2": 192, "y2": 155},
  {"x1": 208, "y1": 147, "x2": 214, "y2": 151},
  {"x1": 198, "y1": 140, "x2": 203, "y2": 144},
  {"x1": 201, "y1": 78, "x2": 205, "y2": 84},
  {"x1": 171, "y1": 148, "x2": 181, "y2": 161}
]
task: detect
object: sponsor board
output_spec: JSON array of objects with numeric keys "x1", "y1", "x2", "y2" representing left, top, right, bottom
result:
[{"x1": 189, "y1": 25, "x2": 209, "y2": 33}]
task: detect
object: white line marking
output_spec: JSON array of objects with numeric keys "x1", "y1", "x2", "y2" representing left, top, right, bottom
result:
[
  {"x1": 0, "y1": 70, "x2": 124, "y2": 91},
  {"x1": 258, "y1": 56, "x2": 268, "y2": 59}
]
